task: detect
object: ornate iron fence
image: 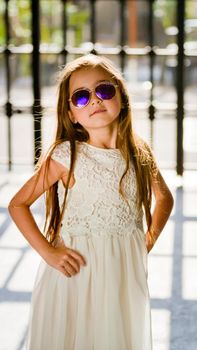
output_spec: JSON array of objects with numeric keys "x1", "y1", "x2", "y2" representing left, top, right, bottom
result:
[{"x1": 1, "y1": 0, "x2": 197, "y2": 174}]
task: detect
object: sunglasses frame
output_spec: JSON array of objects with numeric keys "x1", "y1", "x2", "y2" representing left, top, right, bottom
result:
[{"x1": 68, "y1": 81, "x2": 119, "y2": 109}]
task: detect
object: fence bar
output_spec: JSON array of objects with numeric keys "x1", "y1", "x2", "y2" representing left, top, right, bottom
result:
[
  {"x1": 119, "y1": 0, "x2": 126, "y2": 72},
  {"x1": 148, "y1": 0, "x2": 155, "y2": 145},
  {"x1": 4, "y1": 0, "x2": 12, "y2": 170},
  {"x1": 61, "y1": 0, "x2": 67, "y2": 65},
  {"x1": 90, "y1": 0, "x2": 96, "y2": 53},
  {"x1": 31, "y1": 0, "x2": 42, "y2": 164},
  {"x1": 176, "y1": 0, "x2": 185, "y2": 175}
]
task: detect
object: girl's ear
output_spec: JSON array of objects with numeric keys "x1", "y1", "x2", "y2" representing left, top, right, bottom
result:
[{"x1": 68, "y1": 110, "x2": 77, "y2": 124}]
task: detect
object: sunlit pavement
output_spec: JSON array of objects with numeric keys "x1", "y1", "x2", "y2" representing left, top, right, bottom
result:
[{"x1": 0, "y1": 170, "x2": 197, "y2": 350}]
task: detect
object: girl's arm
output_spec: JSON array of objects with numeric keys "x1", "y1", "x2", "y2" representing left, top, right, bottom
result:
[
  {"x1": 8, "y1": 158, "x2": 86, "y2": 277},
  {"x1": 146, "y1": 170, "x2": 174, "y2": 253}
]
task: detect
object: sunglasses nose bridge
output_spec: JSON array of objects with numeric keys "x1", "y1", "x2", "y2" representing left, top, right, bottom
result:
[{"x1": 90, "y1": 88, "x2": 102, "y2": 105}]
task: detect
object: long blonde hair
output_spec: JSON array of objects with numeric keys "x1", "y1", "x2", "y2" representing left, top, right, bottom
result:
[{"x1": 41, "y1": 54, "x2": 157, "y2": 243}]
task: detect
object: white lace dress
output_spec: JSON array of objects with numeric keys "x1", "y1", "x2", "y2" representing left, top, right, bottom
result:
[{"x1": 26, "y1": 141, "x2": 152, "y2": 350}]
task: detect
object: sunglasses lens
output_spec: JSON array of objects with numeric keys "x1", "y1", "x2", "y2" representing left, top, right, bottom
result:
[
  {"x1": 72, "y1": 90, "x2": 90, "y2": 108},
  {"x1": 70, "y1": 83, "x2": 116, "y2": 108},
  {"x1": 96, "y1": 84, "x2": 116, "y2": 100}
]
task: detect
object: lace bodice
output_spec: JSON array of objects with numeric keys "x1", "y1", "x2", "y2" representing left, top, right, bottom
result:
[{"x1": 51, "y1": 141, "x2": 143, "y2": 237}]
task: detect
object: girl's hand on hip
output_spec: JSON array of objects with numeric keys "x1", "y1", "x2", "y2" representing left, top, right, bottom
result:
[{"x1": 45, "y1": 245, "x2": 86, "y2": 277}]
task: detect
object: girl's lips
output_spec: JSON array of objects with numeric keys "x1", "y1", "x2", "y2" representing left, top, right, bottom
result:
[{"x1": 90, "y1": 109, "x2": 106, "y2": 116}]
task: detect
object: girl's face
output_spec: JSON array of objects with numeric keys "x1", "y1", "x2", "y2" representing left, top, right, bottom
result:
[{"x1": 68, "y1": 67, "x2": 122, "y2": 132}]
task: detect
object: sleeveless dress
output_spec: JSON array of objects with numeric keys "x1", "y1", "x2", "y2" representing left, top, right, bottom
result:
[{"x1": 26, "y1": 141, "x2": 152, "y2": 350}]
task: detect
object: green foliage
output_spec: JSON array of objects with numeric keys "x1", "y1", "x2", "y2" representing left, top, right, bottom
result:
[
  {"x1": 66, "y1": 3, "x2": 89, "y2": 46},
  {"x1": 154, "y1": 0, "x2": 176, "y2": 28},
  {"x1": 9, "y1": 0, "x2": 31, "y2": 45},
  {"x1": 0, "y1": 1, "x2": 5, "y2": 45},
  {"x1": 0, "y1": 0, "x2": 90, "y2": 47},
  {"x1": 185, "y1": 1, "x2": 197, "y2": 19},
  {"x1": 154, "y1": 0, "x2": 196, "y2": 29},
  {"x1": 40, "y1": 0, "x2": 62, "y2": 45}
]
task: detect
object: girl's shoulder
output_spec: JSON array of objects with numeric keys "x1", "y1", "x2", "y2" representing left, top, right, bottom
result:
[
  {"x1": 134, "y1": 134, "x2": 158, "y2": 177},
  {"x1": 134, "y1": 134, "x2": 154, "y2": 158},
  {"x1": 51, "y1": 140, "x2": 70, "y2": 155},
  {"x1": 50, "y1": 140, "x2": 71, "y2": 169}
]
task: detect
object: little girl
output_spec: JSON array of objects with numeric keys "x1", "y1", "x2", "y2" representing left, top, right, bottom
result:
[{"x1": 8, "y1": 54, "x2": 173, "y2": 350}]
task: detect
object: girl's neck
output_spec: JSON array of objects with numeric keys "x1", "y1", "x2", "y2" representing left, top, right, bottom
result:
[
  {"x1": 87, "y1": 127, "x2": 118, "y2": 150},
  {"x1": 86, "y1": 141, "x2": 117, "y2": 150},
  {"x1": 87, "y1": 137, "x2": 117, "y2": 150}
]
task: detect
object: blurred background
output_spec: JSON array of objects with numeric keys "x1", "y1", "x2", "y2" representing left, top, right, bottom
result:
[
  {"x1": 0, "y1": 1, "x2": 197, "y2": 350},
  {"x1": 0, "y1": 0, "x2": 197, "y2": 173}
]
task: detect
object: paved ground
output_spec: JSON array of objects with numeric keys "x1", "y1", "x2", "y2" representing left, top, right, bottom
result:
[{"x1": 0, "y1": 170, "x2": 197, "y2": 350}]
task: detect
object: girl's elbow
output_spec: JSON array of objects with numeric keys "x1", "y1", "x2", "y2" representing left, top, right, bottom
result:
[
  {"x1": 8, "y1": 199, "x2": 17, "y2": 215},
  {"x1": 156, "y1": 190, "x2": 174, "y2": 212},
  {"x1": 8, "y1": 202, "x2": 15, "y2": 218},
  {"x1": 168, "y1": 192, "x2": 174, "y2": 211},
  {"x1": 8, "y1": 198, "x2": 27, "y2": 213}
]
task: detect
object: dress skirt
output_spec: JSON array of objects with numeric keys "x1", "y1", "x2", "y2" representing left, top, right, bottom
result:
[{"x1": 26, "y1": 229, "x2": 152, "y2": 350}]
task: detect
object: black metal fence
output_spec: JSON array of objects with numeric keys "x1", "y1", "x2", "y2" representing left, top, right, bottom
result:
[{"x1": 1, "y1": 0, "x2": 197, "y2": 174}]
